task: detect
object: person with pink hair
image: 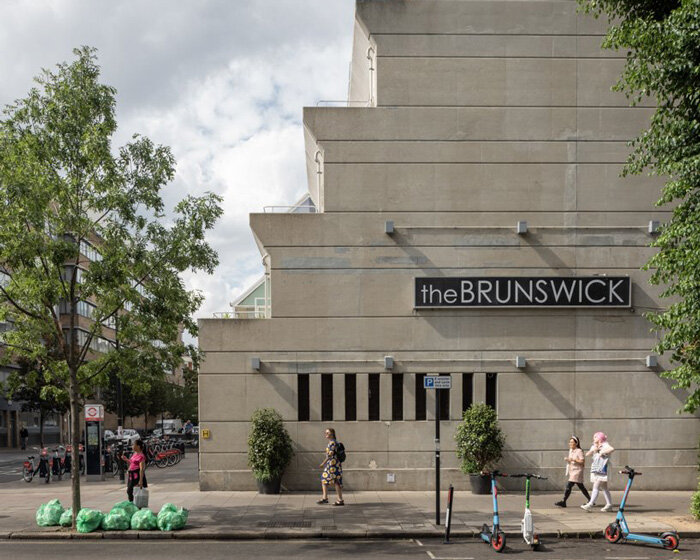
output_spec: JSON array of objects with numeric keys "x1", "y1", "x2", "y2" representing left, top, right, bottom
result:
[{"x1": 581, "y1": 432, "x2": 615, "y2": 512}]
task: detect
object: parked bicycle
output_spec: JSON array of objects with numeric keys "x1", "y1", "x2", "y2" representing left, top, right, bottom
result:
[{"x1": 23, "y1": 447, "x2": 52, "y2": 483}]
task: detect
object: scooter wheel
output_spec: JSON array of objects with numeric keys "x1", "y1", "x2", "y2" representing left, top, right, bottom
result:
[
  {"x1": 491, "y1": 531, "x2": 506, "y2": 552},
  {"x1": 661, "y1": 532, "x2": 679, "y2": 550},
  {"x1": 605, "y1": 522, "x2": 622, "y2": 543}
]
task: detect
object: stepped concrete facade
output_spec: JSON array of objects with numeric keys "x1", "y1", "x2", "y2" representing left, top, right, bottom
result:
[{"x1": 198, "y1": 0, "x2": 700, "y2": 491}]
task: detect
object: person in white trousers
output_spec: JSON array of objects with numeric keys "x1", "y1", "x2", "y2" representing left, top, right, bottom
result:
[{"x1": 581, "y1": 432, "x2": 615, "y2": 512}]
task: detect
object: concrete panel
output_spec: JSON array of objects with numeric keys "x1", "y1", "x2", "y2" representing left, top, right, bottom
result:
[
  {"x1": 309, "y1": 374, "x2": 321, "y2": 421},
  {"x1": 200, "y1": 315, "x2": 659, "y2": 353},
  {"x1": 403, "y1": 373, "x2": 416, "y2": 421},
  {"x1": 251, "y1": 212, "x2": 669, "y2": 249},
  {"x1": 304, "y1": 107, "x2": 653, "y2": 142},
  {"x1": 357, "y1": 1, "x2": 599, "y2": 35},
  {"x1": 375, "y1": 34, "x2": 621, "y2": 58},
  {"x1": 196, "y1": 421, "x2": 249, "y2": 454},
  {"x1": 380, "y1": 373, "x2": 392, "y2": 420},
  {"x1": 450, "y1": 373, "x2": 462, "y2": 420},
  {"x1": 377, "y1": 57, "x2": 577, "y2": 107},
  {"x1": 498, "y1": 372, "x2": 575, "y2": 420},
  {"x1": 577, "y1": 59, "x2": 655, "y2": 107},
  {"x1": 357, "y1": 373, "x2": 369, "y2": 421},
  {"x1": 348, "y1": 18, "x2": 373, "y2": 104},
  {"x1": 199, "y1": 452, "x2": 249, "y2": 471},
  {"x1": 333, "y1": 373, "x2": 344, "y2": 422},
  {"x1": 322, "y1": 162, "x2": 662, "y2": 213}
]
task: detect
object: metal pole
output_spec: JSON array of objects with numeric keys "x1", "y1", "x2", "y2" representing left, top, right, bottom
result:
[
  {"x1": 435, "y1": 390, "x2": 440, "y2": 526},
  {"x1": 444, "y1": 484, "x2": 454, "y2": 543}
]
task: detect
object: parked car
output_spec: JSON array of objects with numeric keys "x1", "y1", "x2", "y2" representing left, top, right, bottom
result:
[
  {"x1": 155, "y1": 419, "x2": 183, "y2": 434},
  {"x1": 119, "y1": 429, "x2": 140, "y2": 444},
  {"x1": 103, "y1": 429, "x2": 116, "y2": 441}
]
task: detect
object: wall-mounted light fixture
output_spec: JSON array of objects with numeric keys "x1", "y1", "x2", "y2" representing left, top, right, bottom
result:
[
  {"x1": 251, "y1": 357, "x2": 261, "y2": 371},
  {"x1": 516, "y1": 221, "x2": 528, "y2": 235},
  {"x1": 648, "y1": 220, "x2": 660, "y2": 234},
  {"x1": 645, "y1": 355, "x2": 658, "y2": 368},
  {"x1": 385, "y1": 220, "x2": 394, "y2": 235},
  {"x1": 515, "y1": 356, "x2": 527, "y2": 369},
  {"x1": 384, "y1": 356, "x2": 394, "y2": 370}
]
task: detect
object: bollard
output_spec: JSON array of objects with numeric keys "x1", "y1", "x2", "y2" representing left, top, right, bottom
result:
[{"x1": 444, "y1": 484, "x2": 454, "y2": 544}]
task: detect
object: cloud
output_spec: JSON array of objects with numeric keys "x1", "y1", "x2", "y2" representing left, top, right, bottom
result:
[{"x1": 0, "y1": 1, "x2": 356, "y2": 336}]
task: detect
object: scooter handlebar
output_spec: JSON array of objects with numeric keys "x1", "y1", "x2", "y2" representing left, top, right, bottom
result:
[
  {"x1": 509, "y1": 473, "x2": 547, "y2": 479},
  {"x1": 619, "y1": 465, "x2": 641, "y2": 475}
]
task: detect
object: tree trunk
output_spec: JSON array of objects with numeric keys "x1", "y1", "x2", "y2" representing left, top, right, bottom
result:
[{"x1": 69, "y1": 368, "x2": 81, "y2": 529}]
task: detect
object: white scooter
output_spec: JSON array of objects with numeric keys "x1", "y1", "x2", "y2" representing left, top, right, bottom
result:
[{"x1": 510, "y1": 473, "x2": 547, "y2": 550}]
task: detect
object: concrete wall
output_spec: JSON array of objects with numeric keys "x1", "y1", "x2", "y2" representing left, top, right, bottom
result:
[{"x1": 198, "y1": 0, "x2": 700, "y2": 491}]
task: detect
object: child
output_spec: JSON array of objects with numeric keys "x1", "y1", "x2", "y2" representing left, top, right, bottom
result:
[
  {"x1": 555, "y1": 435, "x2": 591, "y2": 507},
  {"x1": 581, "y1": 432, "x2": 615, "y2": 512}
]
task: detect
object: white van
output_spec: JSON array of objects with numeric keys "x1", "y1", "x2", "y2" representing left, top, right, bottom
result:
[{"x1": 155, "y1": 419, "x2": 183, "y2": 434}]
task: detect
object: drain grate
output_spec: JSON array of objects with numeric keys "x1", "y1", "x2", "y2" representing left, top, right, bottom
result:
[{"x1": 263, "y1": 520, "x2": 312, "y2": 528}]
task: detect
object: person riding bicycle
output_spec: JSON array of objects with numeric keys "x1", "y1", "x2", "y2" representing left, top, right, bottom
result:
[{"x1": 122, "y1": 439, "x2": 147, "y2": 503}]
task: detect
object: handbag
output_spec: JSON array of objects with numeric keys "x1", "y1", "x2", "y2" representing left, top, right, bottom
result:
[{"x1": 133, "y1": 487, "x2": 149, "y2": 509}]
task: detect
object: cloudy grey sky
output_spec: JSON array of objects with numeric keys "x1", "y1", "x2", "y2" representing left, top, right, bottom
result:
[{"x1": 0, "y1": 0, "x2": 355, "y2": 330}]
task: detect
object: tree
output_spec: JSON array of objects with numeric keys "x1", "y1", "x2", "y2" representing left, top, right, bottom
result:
[
  {"x1": 3, "y1": 357, "x2": 69, "y2": 446},
  {"x1": 578, "y1": 0, "x2": 700, "y2": 412},
  {"x1": 0, "y1": 47, "x2": 222, "y2": 525}
]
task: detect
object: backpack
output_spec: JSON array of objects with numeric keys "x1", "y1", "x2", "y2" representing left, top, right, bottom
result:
[{"x1": 335, "y1": 442, "x2": 346, "y2": 463}]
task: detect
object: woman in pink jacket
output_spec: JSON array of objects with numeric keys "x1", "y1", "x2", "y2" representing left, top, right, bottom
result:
[{"x1": 555, "y1": 435, "x2": 591, "y2": 507}]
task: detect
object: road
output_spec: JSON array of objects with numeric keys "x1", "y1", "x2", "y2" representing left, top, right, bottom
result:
[{"x1": 1, "y1": 538, "x2": 699, "y2": 559}]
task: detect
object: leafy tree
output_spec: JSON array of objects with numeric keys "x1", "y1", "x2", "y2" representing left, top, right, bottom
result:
[
  {"x1": 0, "y1": 47, "x2": 222, "y2": 525},
  {"x1": 578, "y1": 0, "x2": 700, "y2": 411}
]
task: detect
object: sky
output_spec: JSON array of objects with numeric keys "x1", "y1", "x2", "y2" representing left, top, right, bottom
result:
[{"x1": 0, "y1": 0, "x2": 355, "y2": 336}]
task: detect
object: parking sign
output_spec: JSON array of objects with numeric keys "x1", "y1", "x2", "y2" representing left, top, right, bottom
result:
[{"x1": 423, "y1": 376, "x2": 451, "y2": 390}]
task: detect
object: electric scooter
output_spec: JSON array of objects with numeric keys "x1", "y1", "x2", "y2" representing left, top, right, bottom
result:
[
  {"x1": 476, "y1": 471, "x2": 508, "y2": 552},
  {"x1": 510, "y1": 473, "x2": 547, "y2": 550},
  {"x1": 604, "y1": 466, "x2": 679, "y2": 550}
]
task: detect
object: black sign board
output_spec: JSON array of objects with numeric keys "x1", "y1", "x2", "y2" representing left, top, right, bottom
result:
[{"x1": 415, "y1": 277, "x2": 631, "y2": 308}]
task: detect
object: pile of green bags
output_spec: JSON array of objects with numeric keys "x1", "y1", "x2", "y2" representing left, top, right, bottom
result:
[
  {"x1": 157, "y1": 503, "x2": 189, "y2": 531},
  {"x1": 76, "y1": 508, "x2": 104, "y2": 533},
  {"x1": 131, "y1": 508, "x2": 158, "y2": 530},
  {"x1": 36, "y1": 500, "x2": 188, "y2": 532},
  {"x1": 36, "y1": 499, "x2": 64, "y2": 526}
]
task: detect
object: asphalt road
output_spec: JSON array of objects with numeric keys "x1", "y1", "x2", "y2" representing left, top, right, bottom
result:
[{"x1": 1, "y1": 538, "x2": 699, "y2": 559}]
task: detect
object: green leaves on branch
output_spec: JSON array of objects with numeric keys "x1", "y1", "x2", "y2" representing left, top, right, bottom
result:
[
  {"x1": 454, "y1": 403, "x2": 505, "y2": 474},
  {"x1": 578, "y1": 0, "x2": 700, "y2": 412},
  {"x1": 247, "y1": 408, "x2": 294, "y2": 483}
]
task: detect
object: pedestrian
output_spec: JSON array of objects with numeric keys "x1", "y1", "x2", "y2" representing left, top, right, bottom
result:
[
  {"x1": 19, "y1": 425, "x2": 29, "y2": 450},
  {"x1": 554, "y1": 435, "x2": 591, "y2": 507},
  {"x1": 122, "y1": 439, "x2": 147, "y2": 503},
  {"x1": 581, "y1": 432, "x2": 615, "y2": 512},
  {"x1": 317, "y1": 427, "x2": 344, "y2": 506}
]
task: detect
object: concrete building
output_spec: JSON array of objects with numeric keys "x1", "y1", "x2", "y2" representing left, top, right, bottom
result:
[{"x1": 198, "y1": 0, "x2": 700, "y2": 491}]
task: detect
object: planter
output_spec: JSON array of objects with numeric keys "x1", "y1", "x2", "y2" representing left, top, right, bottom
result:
[
  {"x1": 256, "y1": 476, "x2": 282, "y2": 494},
  {"x1": 469, "y1": 474, "x2": 491, "y2": 495}
]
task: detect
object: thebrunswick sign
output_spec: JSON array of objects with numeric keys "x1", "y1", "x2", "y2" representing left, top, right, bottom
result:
[{"x1": 414, "y1": 277, "x2": 631, "y2": 308}]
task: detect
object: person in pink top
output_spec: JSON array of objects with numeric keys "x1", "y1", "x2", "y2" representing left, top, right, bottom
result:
[
  {"x1": 122, "y1": 439, "x2": 147, "y2": 503},
  {"x1": 554, "y1": 435, "x2": 591, "y2": 507}
]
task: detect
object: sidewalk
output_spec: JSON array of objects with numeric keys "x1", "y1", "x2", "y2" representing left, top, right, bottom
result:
[{"x1": 0, "y1": 475, "x2": 697, "y2": 540}]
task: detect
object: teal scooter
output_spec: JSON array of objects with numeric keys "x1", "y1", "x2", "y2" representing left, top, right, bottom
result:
[
  {"x1": 604, "y1": 466, "x2": 679, "y2": 550},
  {"x1": 476, "y1": 471, "x2": 508, "y2": 552},
  {"x1": 510, "y1": 473, "x2": 547, "y2": 550}
]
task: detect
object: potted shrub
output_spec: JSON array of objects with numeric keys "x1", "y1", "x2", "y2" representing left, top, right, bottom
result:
[
  {"x1": 247, "y1": 408, "x2": 294, "y2": 494},
  {"x1": 454, "y1": 403, "x2": 505, "y2": 494}
]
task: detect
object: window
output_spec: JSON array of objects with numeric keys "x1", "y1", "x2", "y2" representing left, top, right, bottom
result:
[
  {"x1": 62, "y1": 266, "x2": 85, "y2": 285},
  {"x1": 64, "y1": 328, "x2": 115, "y2": 354},
  {"x1": 321, "y1": 374, "x2": 333, "y2": 422},
  {"x1": 415, "y1": 374, "x2": 426, "y2": 421},
  {"x1": 438, "y1": 374, "x2": 450, "y2": 420},
  {"x1": 79, "y1": 239, "x2": 102, "y2": 262},
  {"x1": 344, "y1": 374, "x2": 356, "y2": 421},
  {"x1": 486, "y1": 372, "x2": 498, "y2": 410},
  {"x1": 297, "y1": 374, "x2": 310, "y2": 421},
  {"x1": 462, "y1": 373, "x2": 473, "y2": 412},
  {"x1": 391, "y1": 373, "x2": 403, "y2": 421},
  {"x1": 0, "y1": 269, "x2": 9, "y2": 287},
  {"x1": 59, "y1": 300, "x2": 116, "y2": 329},
  {"x1": 368, "y1": 373, "x2": 380, "y2": 421}
]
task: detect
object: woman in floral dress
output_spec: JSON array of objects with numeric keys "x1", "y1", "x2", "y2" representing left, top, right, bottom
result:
[{"x1": 317, "y1": 428, "x2": 344, "y2": 506}]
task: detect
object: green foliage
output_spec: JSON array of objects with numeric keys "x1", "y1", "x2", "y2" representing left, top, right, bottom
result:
[
  {"x1": 578, "y1": 0, "x2": 700, "y2": 412},
  {"x1": 691, "y1": 486, "x2": 700, "y2": 520},
  {"x1": 247, "y1": 408, "x2": 294, "y2": 483},
  {"x1": 0, "y1": 46, "x2": 222, "y2": 520},
  {"x1": 454, "y1": 403, "x2": 505, "y2": 474}
]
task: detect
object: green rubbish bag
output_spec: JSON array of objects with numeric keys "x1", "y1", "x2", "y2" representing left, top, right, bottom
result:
[
  {"x1": 111, "y1": 501, "x2": 139, "y2": 520},
  {"x1": 59, "y1": 509, "x2": 73, "y2": 527},
  {"x1": 36, "y1": 499, "x2": 64, "y2": 527},
  {"x1": 157, "y1": 504, "x2": 189, "y2": 531},
  {"x1": 130, "y1": 508, "x2": 158, "y2": 531},
  {"x1": 76, "y1": 508, "x2": 104, "y2": 533},
  {"x1": 101, "y1": 508, "x2": 130, "y2": 531}
]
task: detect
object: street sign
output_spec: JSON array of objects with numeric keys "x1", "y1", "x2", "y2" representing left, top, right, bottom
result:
[
  {"x1": 424, "y1": 376, "x2": 452, "y2": 390},
  {"x1": 84, "y1": 404, "x2": 104, "y2": 421}
]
